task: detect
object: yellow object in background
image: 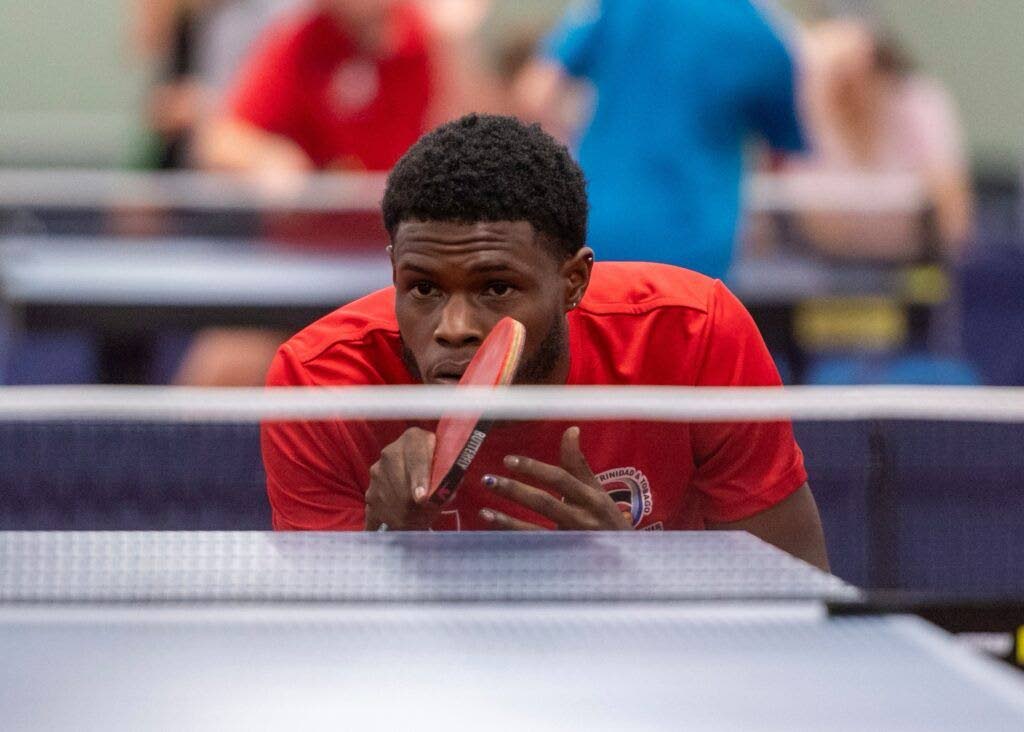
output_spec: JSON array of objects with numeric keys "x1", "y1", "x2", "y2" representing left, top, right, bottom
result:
[
  {"x1": 904, "y1": 265, "x2": 950, "y2": 305},
  {"x1": 796, "y1": 297, "x2": 907, "y2": 351}
]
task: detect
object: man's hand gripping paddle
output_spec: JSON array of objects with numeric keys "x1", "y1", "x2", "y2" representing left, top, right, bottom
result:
[{"x1": 427, "y1": 317, "x2": 526, "y2": 505}]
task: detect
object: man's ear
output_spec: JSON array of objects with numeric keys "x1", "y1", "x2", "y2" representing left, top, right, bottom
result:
[
  {"x1": 561, "y1": 247, "x2": 594, "y2": 312},
  {"x1": 387, "y1": 244, "x2": 397, "y2": 285}
]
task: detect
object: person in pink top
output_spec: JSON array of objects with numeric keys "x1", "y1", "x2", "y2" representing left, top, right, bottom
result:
[{"x1": 788, "y1": 19, "x2": 973, "y2": 260}]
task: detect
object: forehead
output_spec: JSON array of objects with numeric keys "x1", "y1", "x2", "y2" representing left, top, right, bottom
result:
[{"x1": 391, "y1": 221, "x2": 553, "y2": 267}]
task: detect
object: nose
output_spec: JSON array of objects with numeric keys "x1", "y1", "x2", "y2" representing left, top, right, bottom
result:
[{"x1": 433, "y1": 294, "x2": 484, "y2": 348}]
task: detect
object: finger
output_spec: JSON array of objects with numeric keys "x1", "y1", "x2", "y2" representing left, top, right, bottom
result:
[
  {"x1": 404, "y1": 429, "x2": 436, "y2": 504},
  {"x1": 364, "y1": 512, "x2": 383, "y2": 531},
  {"x1": 479, "y1": 508, "x2": 544, "y2": 531},
  {"x1": 482, "y1": 474, "x2": 581, "y2": 526},
  {"x1": 503, "y1": 454, "x2": 601, "y2": 509},
  {"x1": 559, "y1": 426, "x2": 597, "y2": 486}
]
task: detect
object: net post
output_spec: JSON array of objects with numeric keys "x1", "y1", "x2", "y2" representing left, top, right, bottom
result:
[{"x1": 866, "y1": 420, "x2": 901, "y2": 589}]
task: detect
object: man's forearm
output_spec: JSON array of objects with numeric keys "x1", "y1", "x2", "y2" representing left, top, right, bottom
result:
[
  {"x1": 194, "y1": 117, "x2": 312, "y2": 173},
  {"x1": 708, "y1": 483, "x2": 830, "y2": 572}
]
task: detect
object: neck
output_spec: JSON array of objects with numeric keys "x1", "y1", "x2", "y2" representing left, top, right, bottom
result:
[{"x1": 545, "y1": 354, "x2": 571, "y2": 386}]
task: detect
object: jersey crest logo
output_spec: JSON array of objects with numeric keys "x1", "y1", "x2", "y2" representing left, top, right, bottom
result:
[
  {"x1": 596, "y1": 467, "x2": 652, "y2": 528},
  {"x1": 331, "y1": 59, "x2": 380, "y2": 115}
]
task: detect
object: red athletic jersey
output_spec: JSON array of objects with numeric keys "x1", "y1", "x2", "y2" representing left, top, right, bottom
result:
[
  {"x1": 227, "y1": 5, "x2": 432, "y2": 170},
  {"x1": 262, "y1": 262, "x2": 807, "y2": 531}
]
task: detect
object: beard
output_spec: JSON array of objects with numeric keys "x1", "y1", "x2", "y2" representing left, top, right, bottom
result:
[
  {"x1": 513, "y1": 313, "x2": 566, "y2": 385},
  {"x1": 400, "y1": 313, "x2": 568, "y2": 386},
  {"x1": 400, "y1": 341, "x2": 424, "y2": 383}
]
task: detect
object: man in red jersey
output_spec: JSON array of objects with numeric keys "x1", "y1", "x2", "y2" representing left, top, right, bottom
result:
[
  {"x1": 199, "y1": 0, "x2": 433, "y2": 173},
  {"x1": 262, "y1": 114, "x2": 829, "y2": 570}
]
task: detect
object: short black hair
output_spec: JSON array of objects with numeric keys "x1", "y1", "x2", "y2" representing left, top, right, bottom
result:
[{"x1": 382, "y1": 114, "x2": 588, "y2": 260}]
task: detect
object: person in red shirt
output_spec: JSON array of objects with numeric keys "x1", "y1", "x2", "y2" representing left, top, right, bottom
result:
[
  {"x1": 262, "y1": 114, "x2": 829, "y2": 570},
  {"x1": 178, "y1": 1, "x2": 505, "y2": 387},
  {"x1": 198, "y1": 0, "x2": 433, "y2": 173},
  {"x1": 178, "y1": 1, "x2": 435, "y2": 389}
]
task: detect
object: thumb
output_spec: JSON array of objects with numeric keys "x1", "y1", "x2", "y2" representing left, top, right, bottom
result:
[{"x1": 560, "y1": 426, "x2": 596, "y2": 484}]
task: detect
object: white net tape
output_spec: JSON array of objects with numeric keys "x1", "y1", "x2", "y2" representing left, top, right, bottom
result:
[{"x1": 0, "y1": 385, "x2": 1022, "y2": 423}]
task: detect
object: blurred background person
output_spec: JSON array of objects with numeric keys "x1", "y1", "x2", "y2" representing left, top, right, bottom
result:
[
  {"x1": 783, "y1": 18, "x2": 974, "y2": 261},
  {"x1": 133, "y1": 0, "x2": 297, "y2": 168},
  {"x1": 195, "y1": 0, "x2": 434, "y2": 178},
  {"x1": 132, "y1": 0, "x2": 208, "y2": 170},
  {"x1": 177, "y1": 0, "x2": 499, "y2": 385},
  {"x1": 514, "y1": 0, "x2": 806, "y2": 280},
  {"x1": 195, "y1": 0, "x2": 499, "y2": 177},
  {"x1": 182, "y1": 0, "x2": 432, "y2": 386}
]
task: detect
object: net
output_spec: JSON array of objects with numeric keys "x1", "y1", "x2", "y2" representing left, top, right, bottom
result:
[{"x1": 0, "y1": 385, "x2": 1022, "y2": 598}]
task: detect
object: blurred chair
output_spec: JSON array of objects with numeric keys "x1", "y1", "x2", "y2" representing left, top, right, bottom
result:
[
  {"x1": 882, "y1": 354, "x2": 979, "y2": 385},
  {"x1": 807, "y1": 353, "x2": 980, "y2": 386}
]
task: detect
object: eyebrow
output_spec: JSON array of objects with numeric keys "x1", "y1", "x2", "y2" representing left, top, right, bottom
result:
[
  {"x1": 397, "y1": 261, "x2": 523, "y2": 276},
  {"x1": 397, "y1": 263, "x2": 437, "y2": 276}
]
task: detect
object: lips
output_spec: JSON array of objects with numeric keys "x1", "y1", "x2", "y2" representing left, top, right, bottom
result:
[{"x1": 427, "y1": 359, "x2": 472, "y2": 384}]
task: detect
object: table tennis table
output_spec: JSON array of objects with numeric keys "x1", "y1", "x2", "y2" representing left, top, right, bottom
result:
[{"x1": 1, "y1": 531, "x2": 1021, "y2": 731}]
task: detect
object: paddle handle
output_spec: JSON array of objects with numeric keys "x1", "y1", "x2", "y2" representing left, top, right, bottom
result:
[{"x1": 430, "y1": 419, "x2": 495, "y2": 505}]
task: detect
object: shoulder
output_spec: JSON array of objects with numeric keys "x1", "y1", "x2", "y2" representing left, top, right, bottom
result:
[
  {"x1": 897, "y1": 75, "x2": 959, "y2": 119},
  {"x1": 368, "y1": 2, "x2": 430, "y2": 59},
  {"x1": 571, "y1": 262, "x2": 752, "y2": 384},
  {"x1": 395, "y1": 1, "x2": 430, "y2": 40},
  {"x1": 579, "y1": 261, "x2": 721, "y2": 317},
  {"x1": 268, "y1": 287, "x2": 406, "y2": 386},
  {"x1": 570, "y1": 262, "x2": 768, "y2": 384}
]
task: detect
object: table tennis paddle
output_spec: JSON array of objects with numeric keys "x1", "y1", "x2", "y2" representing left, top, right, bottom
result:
[{"x1": 428, "y1": 317, "x2": 526, "y2": 505}]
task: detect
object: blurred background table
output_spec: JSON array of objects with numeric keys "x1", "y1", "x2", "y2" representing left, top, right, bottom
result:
[
  {"x1": 0, "y1": 236, "x2": 391, "y2": 332},
  {"x1": 0, "y1": 234, "x2": 945, "y2": 385}
]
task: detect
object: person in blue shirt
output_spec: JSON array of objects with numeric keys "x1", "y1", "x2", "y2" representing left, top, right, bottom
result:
[{"x1": 515, "y1": 0, "x2": 805, "y2": 279}]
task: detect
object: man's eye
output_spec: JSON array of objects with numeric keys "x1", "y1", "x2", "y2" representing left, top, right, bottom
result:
[
  {"x1": 484, "y1": 282, "x2": 515, "y2": 297},
  {"x1": 411, "y1": 282, "x2": 439, "y2": 298}
]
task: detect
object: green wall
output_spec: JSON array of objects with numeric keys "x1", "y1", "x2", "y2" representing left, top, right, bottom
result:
[
  {"x1": 875, "y1": 1, "x2": 1024, "y2": 174},
  {"x1": 0, "y1": 0, "x2": 147, "y2": 166}
]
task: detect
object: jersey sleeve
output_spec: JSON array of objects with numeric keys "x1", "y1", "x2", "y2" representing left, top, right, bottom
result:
[
  {"x1": 260, "y1": 344, "x2": 369, "y2": 530},
  {"x1": 688, "y1": 280, "x2": 807, "y2": 524},
  {"x1": 742, "y1": 6, "x2": 805, "y2": 153},
  {"x1": 225, "y1": 20, "x2": 302, "y2": 138},
  {"x1": 541, "y1": 0, "x2": 606, "y2": 78}
]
